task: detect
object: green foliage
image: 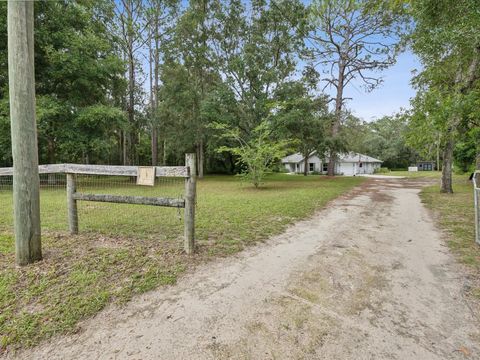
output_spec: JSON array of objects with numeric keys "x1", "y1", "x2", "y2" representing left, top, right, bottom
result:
[
  {"x1": 157, "y1": 0, "x2": 306, "y2": 172},
  {"x1": 409, "y1": 0, "x2": 480, "y2": 66},
  {"x1": 158, "y1": 0, "x2": 219, "y2": 167},
  {"x1": 212, "y1": 0, "x2": 305, "y2": 132},
  {"x1": 73, "y1": 105, "x2": 127, "y2": 163},
  {"x1": 374, "y1": 167, "x2": 390, "y2": 174},
  {"x1": 342, "y1": 113, "x2": 417, "y2": 169},
  {"x1": 274, "y1": 81, "x2": 331, "y2": 171},
  {"x1": 0, "y1": 99, "x2": 10, "y2": 166},
  {"x1": 0, "y1": 0, "x2": 126, "y2": 166},
  {"x1": 407, "y1": 0, "x2": 480, "y2": 185},
  {"x1": 363, "y1": 114, "x2": 417, "y2": 168},
  {"x1": 454, "y1": 126, "x2": 480, "y2": 173},
  {"x1": 214, "y1": 121, "x2": 292, "y2": 187}
]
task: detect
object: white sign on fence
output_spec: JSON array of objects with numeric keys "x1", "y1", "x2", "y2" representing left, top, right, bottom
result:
[{"x1": 136, "y1": 167, "x2": 156, "y2": 186}]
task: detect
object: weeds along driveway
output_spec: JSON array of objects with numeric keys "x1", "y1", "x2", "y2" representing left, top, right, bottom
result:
[{"x1": 10, "y1": 177, "x2": 480, "y2": 359}]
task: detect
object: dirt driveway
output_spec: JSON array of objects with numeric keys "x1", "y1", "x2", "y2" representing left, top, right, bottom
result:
[{"x1": 13, "y1": 178, "x2": 480, "y2": 359}]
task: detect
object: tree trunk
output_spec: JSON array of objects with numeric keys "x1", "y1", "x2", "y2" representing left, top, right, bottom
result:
[
  {"x1": 228, "y1": 152, "x2": 236, "y2": 174},
  {"x1": 153, "y1": 8, "x2": 160, "y2": 166},
  {"x1": 122, "y1": 130, "x2": 128, "y2": 165},
  {"x1": 47, "y1": 139, "x2": 56, "y2": 184},
  {"x1": 129, "y1": 132, "x2": 136, "y2": 165},
  {"x1": 327, "y1": 155, "x2": 336, "y2": 176},
  {"x1": 436, "y1": 132, "x2": 441, "y2": 171},
  {"x1": 158, "y1": 138, "x2": 164, "y2": 165},
  {"x1": 128, "y1": 52, "x2": 135, "y2": 164},
  {"x1": 126, "y1": 0, "x2": 135, "y2": 166},
  {"x1": 149, "y1": 34, "x2": 157, "y2": 166},
  {"x1": 197, "y1": 141, "x2": 204, "y2": 178},
  {"x1": 47, "y1": 138, "x2": 55, "y2": 164},
  {"x1": 328, "y1": 62, "x2": 345, "y2": 176},
  {"x1": 163, "y1": 139, "x2": 167, "y2": 166},
  {"x1": 118, "y1": 131, "x2": 123, "y2": 164},
  {"x1": 303, "y1": 153, "x2": 308, "y2": 176},
  {"x1": 151, "y1": 127, "x2": 158, "y2": 166},
  {"x1": 441, "y1": 134, "x2": 454, "y2": 193},
  {"x1": 436, "y1": 138, "x2": 440, "y2": 171},
  {"x1": 195, "y1": 0, "x2": 208, "y2": 179},
  {"x1": 8, "y1": 0, "x2": 42, "y2": 265}
]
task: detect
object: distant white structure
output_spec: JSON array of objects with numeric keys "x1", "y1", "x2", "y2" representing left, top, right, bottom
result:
[
  {"x1": 408, "y1": 166, "x2": 418, "y2": 172},
  {"x1": 282, "y1": 151, "x2": 382, "y2": 176}
]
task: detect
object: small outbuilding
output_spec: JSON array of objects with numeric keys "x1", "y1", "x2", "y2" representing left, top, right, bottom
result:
[
  {"x1": 282, "y1": 151, "x2": 382, "y2": 176},
  {"x1": 416, "y1": 161, "x2": 436, "y2": 171}
]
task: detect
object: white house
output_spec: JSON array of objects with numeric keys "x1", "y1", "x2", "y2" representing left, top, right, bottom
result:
[{"x1": 282, "y1": 151, "x2": 382, "y2": 176}]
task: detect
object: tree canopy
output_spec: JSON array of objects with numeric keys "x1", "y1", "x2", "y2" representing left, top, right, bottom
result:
[{"x1": 0, "y1": 0, "x2": 477, "y2": 188}]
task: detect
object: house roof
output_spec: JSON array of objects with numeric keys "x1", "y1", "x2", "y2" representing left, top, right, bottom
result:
[
  {"x1": 281, "y1": 151, "x2": 382, "y2": 164},
  {"x1": 339, "y1": 152, "x2": 383, "y2": 163},
  {"x1": 282, "y1": 153, "x2": 304, "y2": 163}
]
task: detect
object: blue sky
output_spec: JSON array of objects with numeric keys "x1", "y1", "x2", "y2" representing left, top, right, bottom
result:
[{"x1": 332, "y1": 51, "x2": 421, "y2": 122}]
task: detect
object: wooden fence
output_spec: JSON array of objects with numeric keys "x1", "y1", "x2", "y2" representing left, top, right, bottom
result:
[
  {"x1": 474, "y1": 171, "x2": 480, "y2": 246},
  {"x1": 0, "y1": 154, "x2": 197, "y2": 254}
]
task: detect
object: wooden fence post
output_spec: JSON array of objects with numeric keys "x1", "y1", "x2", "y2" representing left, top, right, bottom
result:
[
  {"x1": 184, "y1": 153, "x2": 196, "y2": 254},
  {"x1": 8, "y1": 0, "x2": 42, "y2": 265},
  {"x1": 67, "y1": 173, "x2": 78, "y2": 234}
]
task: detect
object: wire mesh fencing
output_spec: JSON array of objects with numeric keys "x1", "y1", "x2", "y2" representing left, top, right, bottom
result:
[
  {"x1": 0, "y1": 173, "x2": 67, "y2": 233},
  {"x1": 0, "y1": 171, "x2": 187, "y2": 242},
  {"x1": 74, "y1": 174, "x2": 185, "y2": 240}
]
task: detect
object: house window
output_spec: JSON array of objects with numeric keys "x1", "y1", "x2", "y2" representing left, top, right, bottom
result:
[
  {"x1": 309, "y1": 163, "x2": 315, "y2": 172},
  {"x1": 322, "y1": 163, "x2": 328, "y2": 172},
  {"x1": 359, "y1": 162, "x2": 363, "y2": 168}
]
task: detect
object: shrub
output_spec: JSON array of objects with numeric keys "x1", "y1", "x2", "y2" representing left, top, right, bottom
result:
[{"x1": 374, "y1": 167, "x2": 390, "y2": 174}]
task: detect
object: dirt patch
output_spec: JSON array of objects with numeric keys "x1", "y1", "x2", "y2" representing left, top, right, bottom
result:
[{"x1": 8, "y1": 178, "x2": 480, "y2": 360}]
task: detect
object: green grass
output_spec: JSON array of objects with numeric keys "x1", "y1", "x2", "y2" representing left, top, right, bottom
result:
[
  {"x1": 0, "y1": 174, "x2": 364, "y2": 351},
  {"x1": 386, "y1": 170, "x2": 444, "y2": 178},
  {"x1": 420, "y1": 175, "x2": 480, "y2": 297}
]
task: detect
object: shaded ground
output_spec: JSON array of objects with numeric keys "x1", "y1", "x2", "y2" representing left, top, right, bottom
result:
[{"x1": 9, "y1": 177, "x2": 480, "y2": 359}]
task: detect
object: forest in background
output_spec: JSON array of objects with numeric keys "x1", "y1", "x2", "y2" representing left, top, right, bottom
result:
[{"x1": 0, "y1": 0, "x2": 478, "y2": 185}]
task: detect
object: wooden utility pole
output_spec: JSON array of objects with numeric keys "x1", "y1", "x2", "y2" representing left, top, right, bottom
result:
[
  {"x1": 184, "y1": 153, "x2": 197, "y2": 254},
  {"x1": 8, "y1": 0, "x2": 42, "y2": 265}
]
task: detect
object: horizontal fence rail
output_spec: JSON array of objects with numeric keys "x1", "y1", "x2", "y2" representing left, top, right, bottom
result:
[
  {"x1": 0, "y1": 163, "x2": 65, "y2": 176},
  {"x1": 72, "y1": 193, "x2": 185, "y2": 208},
  {"x1": 0, "y1": 163, "x2": 190, "y2": 178}
]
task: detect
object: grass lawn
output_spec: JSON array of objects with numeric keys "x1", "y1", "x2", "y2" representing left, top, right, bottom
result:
[
  {"x1": 0, "y1": 174, "x2": 364, "y2": 351},
  {"x1": 385, "y1": 170, "x2": 444, "y2": 178},
  {"x1": 419, "y1": 173, "x2": 480, "y2": 298}
]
